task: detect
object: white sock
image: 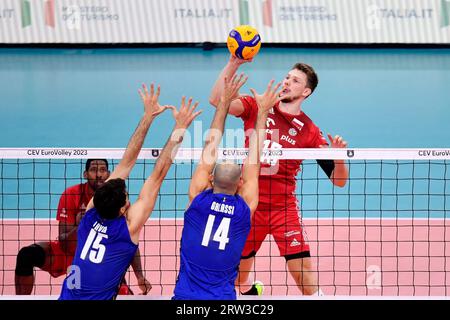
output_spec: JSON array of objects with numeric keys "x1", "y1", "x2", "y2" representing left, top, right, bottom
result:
[{"x1": 317, "y1": 289, "x2": 325, "y2": 296}]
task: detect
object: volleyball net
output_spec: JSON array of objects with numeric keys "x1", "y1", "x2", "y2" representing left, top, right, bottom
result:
[{"x1": 0, "y1": 147, "x2": 449, "y2": 296}]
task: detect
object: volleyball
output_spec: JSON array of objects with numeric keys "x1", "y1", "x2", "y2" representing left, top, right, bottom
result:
[{"x1": 227, "y1": 25, "x2": 261, "y2": 60}]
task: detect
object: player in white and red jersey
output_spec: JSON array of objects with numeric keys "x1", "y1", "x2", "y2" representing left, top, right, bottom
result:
[{"x1": 209, "y1": 56, "x2": 349, "y2": 296}]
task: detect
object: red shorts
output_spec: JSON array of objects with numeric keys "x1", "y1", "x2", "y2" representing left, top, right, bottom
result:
[
  {"x1": 241, "y1": 201, "x2": 310, "y2": 258},
  {"x1": 48, "y1": 241, "x2": 74, "y2": 278}
]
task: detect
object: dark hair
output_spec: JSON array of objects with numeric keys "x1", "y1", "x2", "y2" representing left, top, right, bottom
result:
[
  {"x1": 292, "y1": 63, "x2": 319, "y2": 96},
  {"x1": 93, "y1": 178, "x2": 127, "y2": 219},
  {"x1": 85, "y1": 159, "x2": 109, "y2": 172}
]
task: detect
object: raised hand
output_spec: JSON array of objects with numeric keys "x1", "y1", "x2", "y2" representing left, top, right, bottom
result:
[
  {"x1": 170, "y1": 96, "x2": 202, "y2": 129},
  {"x1": 221, "y1": 73, "x2": 248, "y2": 104},
  {"x1": 326, "y1": 134, "x2": 348, "y2": 148},
  {"x1": 250, "y1": 79, "x2": 282, "y2": 113},
  {"x1": 138, "y1": 83, "x2": 172, "y2": 117},
  {"x1": 229, "y1": 54, "x2": 253, "y2": 66}
]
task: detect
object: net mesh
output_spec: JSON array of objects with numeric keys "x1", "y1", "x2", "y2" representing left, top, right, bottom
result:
[{"x1": 1, "y1": 148, "x2": 449, "y2": 296}]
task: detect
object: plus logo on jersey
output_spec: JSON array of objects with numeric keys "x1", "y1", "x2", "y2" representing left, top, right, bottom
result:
[{"x1": 281, "y1": 135, "x2": 296, "y2": 145}]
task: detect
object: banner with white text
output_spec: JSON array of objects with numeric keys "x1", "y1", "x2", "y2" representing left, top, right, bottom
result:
[{"x1": 0, "y1": 0, "x2": 449, "y2": 44}]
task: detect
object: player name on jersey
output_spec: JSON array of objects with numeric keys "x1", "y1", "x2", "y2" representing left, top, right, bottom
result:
[
  {"x1": 92, "y1": 221, "x2": 107, "y2": 234},
  {"x1": 210, "y1": 201, "x2": 235, "y2": 215}
]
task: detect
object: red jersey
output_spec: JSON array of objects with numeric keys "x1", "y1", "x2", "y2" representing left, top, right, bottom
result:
[
  {"x1": 56, "y1": 183, "x2": 93, "y2": 253},
  {"x1": 238, "y1": 96, "x2": 327, "y2": 210}
]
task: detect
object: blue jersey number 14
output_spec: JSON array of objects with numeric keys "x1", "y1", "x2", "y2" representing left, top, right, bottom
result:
[{"x1": 201, "y1": 215, "x2": 230, "y2": 250}]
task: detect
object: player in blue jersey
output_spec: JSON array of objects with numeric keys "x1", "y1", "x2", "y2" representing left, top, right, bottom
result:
[
  {"x1": 59, "y1": 84, "x2": 201, "y2": 300},
  {"x1": 172, "y1": 75, "x2": 282, "y2": 300}
]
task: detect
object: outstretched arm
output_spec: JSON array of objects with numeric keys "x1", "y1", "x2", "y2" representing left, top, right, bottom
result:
[
  {"x1": 108, "y1": 84, "x2": 170, "y2": 181},
  {"x1": 127, "y1": 97, "x2": 202, "y2": 243},
  {"x1": 209, "y1": 56, "x2": 250, "y2": 116},
  {"x1": 239, "y1": 80, "x2": 282, "y2": 213},
  {"x1": 189, "y1": 74, "x2": 248, "y2": 202},
  {"x1": 84, "y1": 84, "x2": 170, "y2": 213}
]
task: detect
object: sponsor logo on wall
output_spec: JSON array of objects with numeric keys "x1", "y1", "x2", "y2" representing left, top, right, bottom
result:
[
  {"x1": 239, "y1": 0, "x2": 273, "y2": 26},
  {"x1": 239, "y1": 0, "x2": 337, "y2": 27},
  {"x1": 20, "y1": 1, "x2": 120, "y2": 30},
  {"x1": 0, "y1": 7, "x2": 15, "y2": 20},
  {"x1": 21, "y1": 0, "x2": 55, "y2": 28},
  {"x1": 174, "y1": 7, "x2": 233, "y2": 19},
  {"x1": 0, "y1": 0, "x2": 448, "y2": 44},
  {"x1": 374, "y1": 7, "x2": 434, "y2": 20},
  {"x1": 61, "y1": 4, "x2": 120, "y2": 30}
]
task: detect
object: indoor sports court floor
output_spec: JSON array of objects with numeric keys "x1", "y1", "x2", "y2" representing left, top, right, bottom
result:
[{"x1": 1, "y1": 47, "x2": 450, "y2": 296}]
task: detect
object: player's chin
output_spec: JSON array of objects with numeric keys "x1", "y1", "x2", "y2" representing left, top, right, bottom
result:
[{"x1": 280, "y1": 97, "x2": 292, "y2": 103}]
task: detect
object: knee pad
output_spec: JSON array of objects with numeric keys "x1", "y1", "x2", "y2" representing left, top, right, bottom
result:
[{"x1": 15, "y1": 244, "x2": 46, "y2": 276}]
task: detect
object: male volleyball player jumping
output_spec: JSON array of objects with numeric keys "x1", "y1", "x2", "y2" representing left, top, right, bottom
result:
[
  {"x1": 209, "y1": 56, "x2": 349, "y2": 296},
  {"x1": 172, "y1": 75, "x2": 280, "y2": 300},
  {"x1": 59, "y1": 84, "x2": 201, "y2": 300}
]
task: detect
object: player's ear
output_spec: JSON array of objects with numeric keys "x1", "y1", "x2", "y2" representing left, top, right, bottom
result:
[
  {"x1": 209, "y1": 174, "x2": 214, "y2": 185},
  {"x1": 302, "y1": 87, "x2": 311, "y2": 98},
  {"x1": 83, "y1": 171, "x2": 88, "y2": 179}
]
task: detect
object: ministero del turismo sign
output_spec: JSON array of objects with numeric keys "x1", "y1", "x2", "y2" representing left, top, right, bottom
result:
[{"x1": 0, "y1": 0, "x2": 448, "y2": 43}]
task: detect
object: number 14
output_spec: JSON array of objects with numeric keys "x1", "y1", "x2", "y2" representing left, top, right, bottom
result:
[{"x1": 201, "y1": 215, "x2": 230, "y2": 250}]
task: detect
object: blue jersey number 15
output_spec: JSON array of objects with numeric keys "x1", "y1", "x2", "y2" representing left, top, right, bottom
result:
[{"x1": 80, "y1": 229, "x2": 108, "y2": 263}]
